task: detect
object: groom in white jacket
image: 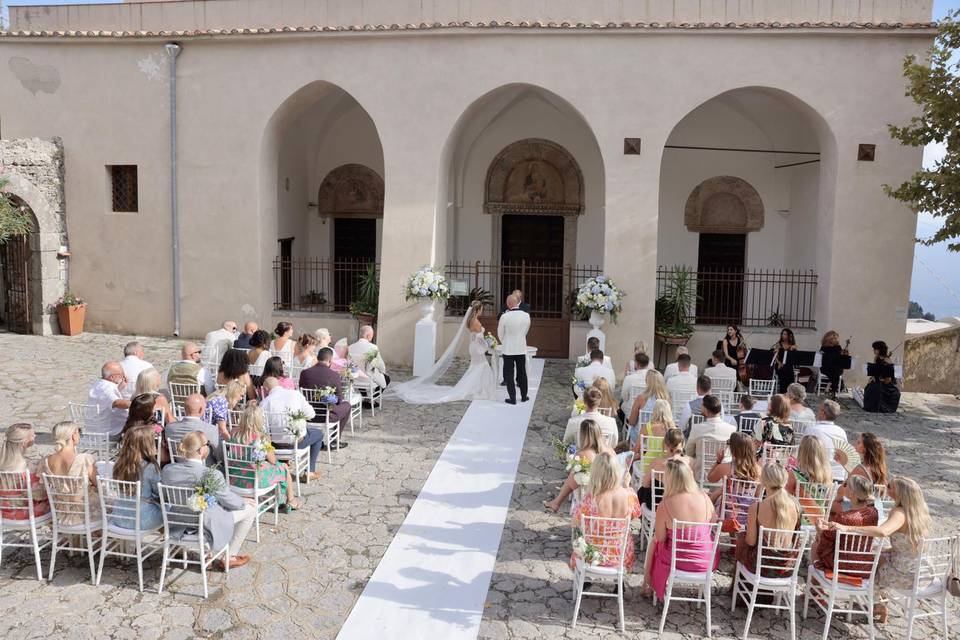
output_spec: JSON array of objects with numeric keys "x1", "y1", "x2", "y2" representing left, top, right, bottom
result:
[{"x1": 497, "y1": 293, "x2": 531, "y2": 405}]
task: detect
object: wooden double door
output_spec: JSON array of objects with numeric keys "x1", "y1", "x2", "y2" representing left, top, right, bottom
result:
[{"x1": 0, "y1": 234, "x2": 31, "y2": 334}]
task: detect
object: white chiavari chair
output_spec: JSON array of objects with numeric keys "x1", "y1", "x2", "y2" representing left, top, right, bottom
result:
[
  {"x1": 717, "y1": 477, "x2": 763, "y2": 550},
  {"x1": 571, "y1": 513, "x2": 633, "y2": 632},
  {"x1": 221, "y1": 441, "x2": 280, "y2": 543},
  {"x1": 168, "y1": 382, "x2": 200, "y2": 414},
  {"x1": 657, "y1": 520, "x2": 722, "y2": 637},
  {"x1": 885, "y1": 536, "x2": 955, "y2": 640},
  {"x1": 157, "y1": 484, "x2": 230, "y2": 599},
  {"x1": 748, "y1": 378, "x2": 776, "y2": 400},
  {"x1": 264, "y1": 411, "x2": 310, "y2": 497},
  {"x1": 301, "y1": 389, "x2": 340, "y2": 463},
  {"x1": 42, "y1": 473, "x2": 102, "y2": 584},
  {"x1": 640, "y1": 469, "x2": 665, "y2": 552},
  {"x1": 0, "y1": 470, "x2": 52, "y2": 581},
  {"x1": 737, "y1": 416, "x2": 762, "y2": 438},
  {"x1": 97, "y1": 477, "x2": 164, "y2": 592},
  {"x1": 760, "y1": 442, "x2": 799, "y2": 467},
  {"x1": 698, "y1": 437, "x2": 727, "y2": 488}
]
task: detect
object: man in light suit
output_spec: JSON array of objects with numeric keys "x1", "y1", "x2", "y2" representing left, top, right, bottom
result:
[
  {"x1": 160, "y1": 430, "x2": 257, "y2": 571},
  {"x1": 348, "y1": 325, "x2": 389, "y2": 388},
  {"x1": 664, "y1": 346, "x2": 699, "y2": 381},
  {"x1": 497, "y1": 293, "x2": 531, "y2": 405},
  {"x1": 574, "y1": 349, "x2": 617, "y2": 390}
]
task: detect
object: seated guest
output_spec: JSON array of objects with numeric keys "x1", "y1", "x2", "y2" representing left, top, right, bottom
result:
[
  {"x1": 120, "y1": 341, "x2": 153, "y2": 401},
  {"x1": 120, "y1": 393, "x2": 164, "y2": 441},
  {"x1": 227, "y1": 406, "x2": 301, "y2": 512},
  {"x1": 835, "y1": 432, "x2": 888, "y2": 506},
  {"x1": 786, "y1": 383, "x2": 815, "y2": 423},
  {"x1": 813, "y1": 475, "x2": 879, "y2": 572},
  {"x1": 261, "y1": 356, "x2": 296, "y2": 392},
  {"x1": 270, "y1": 322, "x2": 295, "y2": 355},
  {"x1": 734, "y1": 395, "x2": 763, "y2": 432},
  {"x1": 624, "y1": 341, "x2": 652, "y2": 375},
  {"x1": 704, "y1": 349, "x2": 737, "y2": 386},
  {"x1": 42, "y1": 421, "x2": 99, "y2": 523},
  {"x1": 205, "y1": 380, "x2": 247, "y2": 441},
  {"x1": 574, "y1": 349, "x2": 616, "y2": 391},
  {"x1": 685, "y1": 395, "x2": 735, "y2": 463},
  {"x1": 855, "y1": 340, "x2": 901, "y2": 414},
  {"x1": 313, "y1": 328, "x2": 332, "y2": 350},
  {"x1": 734, "y1": 463, "x2": 802, "y2": 576},
  {"x1": 165, "y1": 394, "x2": 220, "y2": 466},
  {"x1": 786, "y1": 436, "x2": 834, "y2": 497},
  {"x1": 638, "y1": 428, "x2": 694, "y2": 510},
  {"x1": 706, "y1": 431, "x2": 761, "y2": 502},
  {"x1": 293, "y1": 333, "x2": 320, "y2": 370},
  {"x1": 754, "y1": 394, "x2": 795, "y2": 447},
  {"x1": 217, "y1": 348, "x2": 256, "y2": 401},
  {"x1": 642, "y1": 458, "x2": 717, "y2": 599},
  {"x1": 619, "y1": 352, "x2": 651, "y2": 422},
  {"x1": 719, "y1": 325, "x2": 746, "y2": 368},
  {"x1": 543, "y1": 419, "x2": 614, "y2": 513},
  {"x1": 233, "y1": 321, "x2": 258, "y2": 350},
  {"x1": 161, "y1": 431, "x2": 258, "y2": 570},
  {"x1": 680, "y1": 374, "x2": 714, "y2": 434},
  {"x1": 665, "y1": 353, "x2": 698, "y2": 398},
  {"x1": 626, "y1": 370, "x2": 670, "y2": 438},
  {"x1": 822, "y1": 476, "x2": 932, "y2": 622},
  {"x1": 111, "y1": 426, "x2": 163, "y2": 531},
  {"x1": 570, "y1": 452, "x2": 641, "y2": 571},
  {"x1": 630, "y1": 399, "x2": 674, "y2": 465},
  {"x1": 591, "y1": 377, "x2": 618, "y2": 418},
  {"x1": 205, "y1": 320, "x2": 239, "y2": 361},
  {"x1": 88, "y1": 361, "x2": 132, "y2": 441},
  {"x1": 165, "y1": 342, "x2": 214, "y2": 395},
  {"x1": 258, "y1": 377, "x2": 326, "y2": 482},
  {"x1": 664, "y1": 346, "x2": 698, "y2": 381},
  {"x1": 580, "y1": 336, "x2": 613, "y2": 369},
  {"x1": 246, "y1": 330, "x2": 273, "y2": 378},
  {"x1": 807, "y1": 399, "x2": 848, "y2": 482},
  {"x1": 349, "y1": 325, "x2": 389, "y2": 388},
  {"x1": 133, "y1": 367, "x2": 175, "y2": 425},
  {"x1": 0, "y1": 423, "x2": 49, "y2": 519},
  {"x1": 563, "y1": 388, "x2": 618, "y2": 448},
  {"x1": 818, "y1": 330, "x2": 849, "y2": 398},
  {"x1": 300, "y1": 346, "x2": 352, "y2": 440}
]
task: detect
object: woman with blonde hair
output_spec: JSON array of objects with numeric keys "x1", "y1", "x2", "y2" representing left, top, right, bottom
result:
[
  {"x1": 206, "y1": 379, "x2": 247, "y2": 440},
  {"x1": 630, "y1": 398, "x2": 674, "y2": 467},
  {"x1": 226, "y1": 406, "x2": 300, "y2": 511},
  {"x1": 568, "y1": 452, "x2": 640, "y2": 570},
  {"x1": 735, "y1": 463, "x2": 802, "y2": 576},
  {"x1": 134, "y1": 367, "x2": 175, "y2": 425},
  {"x1": 544, "y1": 419, "x2": 614, "y2": 513},
  {"x1": 111, "y1": 427, "x2": 163, "y2": 530},
  {"x1": 0, "y1": 423, "x2": 49, "y2": 519},
  {"x1": 626, "y1": 369, "x2": 670, "y2": 433},
  {"x1": 293, "y1": 333, "x2": 320, "y2": 369},
  {"x1": 42, "y1": 421, "x2": 100, "y2": 524},
  {"x1": 786, "y1": 435, "x2": 833, "y2": 494},
  {"x1": 643, "y1": 458, "x2": 717, "y2": 598},
  {"x1": 591, "y1": 377, "x2": 618, "y2": 418},
  {"x1": 313, "y1": 328, "x2": 332, "y2": 349},
  {"x1": 825, "y1": 476, "x2": 933, "y2": 622},
  {"x1": 638, "y1": 428, "x2": 694, "y2": 509}
]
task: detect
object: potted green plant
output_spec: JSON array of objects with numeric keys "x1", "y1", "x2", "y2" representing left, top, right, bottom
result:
[
  {"x1": 655, "y1": 266, "x2": 697, "y2": 346},
  {"x1": 348, "y1": 263, "x2": 379, "y2": 325},
  {"x1": 52, "y1": 291, "x2": 87, "y2": 336}
]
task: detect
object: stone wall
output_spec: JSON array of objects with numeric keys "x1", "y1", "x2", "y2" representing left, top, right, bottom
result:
[
  {"x1": 0, "y1": 137, "x2": 68, "y2": 335},
  {"x1": 904, "y1": 324, "x2": 960, "y2": 395}
]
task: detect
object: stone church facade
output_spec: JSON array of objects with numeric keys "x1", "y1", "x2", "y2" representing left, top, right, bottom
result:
[{"x1": 0, "y1": 0, "x2": 935, "y2": 377}]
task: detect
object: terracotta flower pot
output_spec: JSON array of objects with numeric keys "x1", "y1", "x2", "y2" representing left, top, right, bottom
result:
[{"x1": 56, "y1": 304, "x2": 86, "y2": 336}]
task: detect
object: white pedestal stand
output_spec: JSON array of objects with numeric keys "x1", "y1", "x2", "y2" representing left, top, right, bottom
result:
[
  {"x1": 587, "y1": 310, "x2": 607, "y2": 352},
  {"x1": 413, "y1": 300, "x2": 437, "y2": 377}
]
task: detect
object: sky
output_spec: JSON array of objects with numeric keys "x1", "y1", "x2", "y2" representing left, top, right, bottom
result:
[{"x1": 2, "y1": 0, "x2": 960, "y2": 317}]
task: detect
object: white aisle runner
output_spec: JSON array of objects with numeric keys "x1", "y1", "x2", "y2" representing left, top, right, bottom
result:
[{"x1": 337, "y1": 359, "x2": 544, "y2": 639}]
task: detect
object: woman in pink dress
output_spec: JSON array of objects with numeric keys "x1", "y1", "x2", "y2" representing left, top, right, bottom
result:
[{"x1": 643, "y1": 459, "x2": 718, "y2": 599}]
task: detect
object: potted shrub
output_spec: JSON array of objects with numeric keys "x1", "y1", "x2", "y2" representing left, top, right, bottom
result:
[
  {"x1": 655, "y1": 266, "x2": 697, "y2": 346},
  {"x1": 53, "y1": 291, "x2": 87, "y2": 336},
  {"x1": 349, "y1": 263, "x2": 379, "y2": 326}
]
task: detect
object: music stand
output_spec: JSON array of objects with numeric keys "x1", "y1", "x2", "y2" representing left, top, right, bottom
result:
[
  {"x1": 785, "y1": 350, "x2": 818, "y2": 367},
  {"x1": 744, "y1": 348, "x2": 774, "y2": 366}
]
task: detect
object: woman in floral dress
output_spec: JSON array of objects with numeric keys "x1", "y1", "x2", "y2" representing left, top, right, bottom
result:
[
  {"x1": 0, "y1": 423, "x2": 49, "y2": 520},
  {"x1": 543, "y1": 420, "x2": 614, "y2": 513},
  {"x1": 226, "y1": 406, "x2": 301, "y2": 511}
]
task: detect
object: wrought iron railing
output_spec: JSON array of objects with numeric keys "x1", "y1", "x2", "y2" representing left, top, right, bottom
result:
[
  {"x1": 272, "y1": 257, "x2": 378, "y2": 313},
  {"x1": 656, "y1": 266, "x2": 818, "y2": 328},
  {"x1": 444, "y1": 261, "x2": 602, "y2": 319}
]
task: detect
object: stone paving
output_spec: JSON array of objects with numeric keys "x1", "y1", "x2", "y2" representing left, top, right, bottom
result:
[{"x1": 0, "y1": 331, "x2": 958, "y2": 639}]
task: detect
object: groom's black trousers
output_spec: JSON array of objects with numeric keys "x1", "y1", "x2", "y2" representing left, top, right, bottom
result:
[{"x1": 502, "y1": 354, "x2": 528, "y2": 401}]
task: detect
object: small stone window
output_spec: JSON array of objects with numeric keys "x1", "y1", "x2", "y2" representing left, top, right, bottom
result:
[{"x1": 108, "y1": 165, "x2": 138, "y2": 213}]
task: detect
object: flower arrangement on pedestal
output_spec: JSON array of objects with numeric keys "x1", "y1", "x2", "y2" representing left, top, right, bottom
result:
[
  {"x1": 404, "y1": 266, "x2": 450, "y2": 303},
  {"x1": 574, "y1": 275, "x2": 624, "y2": 325}
]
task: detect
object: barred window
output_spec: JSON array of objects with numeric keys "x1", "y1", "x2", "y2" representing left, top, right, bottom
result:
[{"x1": 108, "y1": 165, "x2": 138, "y2": 213}]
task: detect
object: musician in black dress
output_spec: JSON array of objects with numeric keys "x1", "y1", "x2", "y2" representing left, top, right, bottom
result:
[
  {"x1": 720, "y1": 325, "x2": 745, "y2": 367},
  {"x1": 772, "y1": 328, "x2": 797, "y2": 393},
  {"x1": 862, "y1": 340, "x2": 900, "y2": 413},
  {"x1": 818, "y1": 330, "x2": 849, "y2": 398}
]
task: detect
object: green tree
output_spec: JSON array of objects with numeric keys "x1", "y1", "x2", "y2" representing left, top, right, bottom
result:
[
  {"x1": 908, "y1": 300, "x2": 936, "y2": 321},
  {"x1": 885, "y1": 10, "x2": 960, "y2": 250},
  {"x1": 0, "y1": 179, "x2": 32, "y2": 244}
]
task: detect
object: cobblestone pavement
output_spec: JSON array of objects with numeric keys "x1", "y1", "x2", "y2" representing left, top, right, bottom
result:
[
  {"x1": 1, "y1": 332, "x2": 958, "y2": 639},
  {"x1": 481, "y1": 359, "x2": 960, "y2": 639}
]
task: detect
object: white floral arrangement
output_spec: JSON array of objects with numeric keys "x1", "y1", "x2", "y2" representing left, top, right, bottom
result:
[
  {"x1": 287, "y1": 410, "x2": 309, "y2": 440},
  {"x1": 572, "y1": 530, "x2": 605, "y2": 567},
  {"x1": 483, "y1": 332, "x2": 499, "y2": 351},
  {"x1": 340, "y1": 364, "x2": 361, "y2": 385},
  {"x1": 565, "y1": 454, "x2": 592, "y2": 486},
  {"x1": 363, "y1": 347, "x2": 380, "y2": 365},
  {"x1": 576, "y1": 355, "x2": 591, "y2": 368},
  {"x1": 404, "y1": 266, "x2": 450, "y2": 303},
  {"x1": 575, "y1": 275, "x2": 624, "y2": 322}
]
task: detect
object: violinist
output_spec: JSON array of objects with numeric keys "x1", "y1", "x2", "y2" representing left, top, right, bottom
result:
[
  {"x1": 772, "y1": 328, "x2": 797, "y2": 393},
  {"x1": 818, "y1": 330, "x2": 849, "y2": 398}
]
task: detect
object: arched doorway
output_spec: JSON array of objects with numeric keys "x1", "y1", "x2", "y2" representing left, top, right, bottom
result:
[{"x1": 0, "y1": 197, "x2": 32, "y2": 334}]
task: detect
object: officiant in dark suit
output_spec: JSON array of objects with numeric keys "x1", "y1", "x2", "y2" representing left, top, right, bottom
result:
[{"x1": 497, "y1": 289, "x2": 531, "y2": 318}]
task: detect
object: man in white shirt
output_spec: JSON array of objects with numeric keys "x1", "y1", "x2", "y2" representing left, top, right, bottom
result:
[
  {"x1": 119, "y1": 341, "x2": 153, "y2": 400},
  {"x1": 88, "y1": 361, "x2": 132, "y2": 440},
  {"x1": 578, "y1": 336, "x2": 613, "y2": 369},
  {"x1": 680, "y1": 375, "x2": 718, "y2": 433},
  {"x1": 563, "y1": 388, "x2": 618, "y2": 448},
  {"x1": 806, "y1": 399, "x2": 849, "y2": 482},
  {"x1": 574, "y1": 349, "x2": 616, "y2": 390},
  {"x1": 165, "y1": 342, "x2": 215, "y2": 394},
  {"x1": 664, "y1": 346, "x2": 699, "y2": 381},
  {"x1": 205, "y1": 320, "x2": 238, "y2": 349},
  {"x1": 704, "y1": 349, "x2": 737, "y2": 386},
  {"x1": 619, "y1": 352, "x2": 650, "y2": 421},
  {"x1": 165, "y1": 394, "x2": 221, "y2": 466},
  {"x1": 685, "y1": 395, "x2": 735, "y2": 462},
  {"x1": 666, "y1": 354, "x2": 698, "y2": 401},
  {"x1": 259, "y1": 377, "x2": 316, "y2": 421},
  {"x1": 349, "y1": 325, "x2": 389, "y2": 388}
]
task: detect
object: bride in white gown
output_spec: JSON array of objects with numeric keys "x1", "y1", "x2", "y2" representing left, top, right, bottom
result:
[{"x1": 391, "y1": 302, "x2": 498, "y2": 404}]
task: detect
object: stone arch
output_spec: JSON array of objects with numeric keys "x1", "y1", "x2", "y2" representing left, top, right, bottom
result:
[
  {"x1": 317, "y1": 163, "x2": 384, "y2": 217},
  {"x1": 484, "y1": 138, "x2": 584, "y2": 216},
  {"x1": 683, "y1": 176, "x2": 764, "y2": 234}
]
